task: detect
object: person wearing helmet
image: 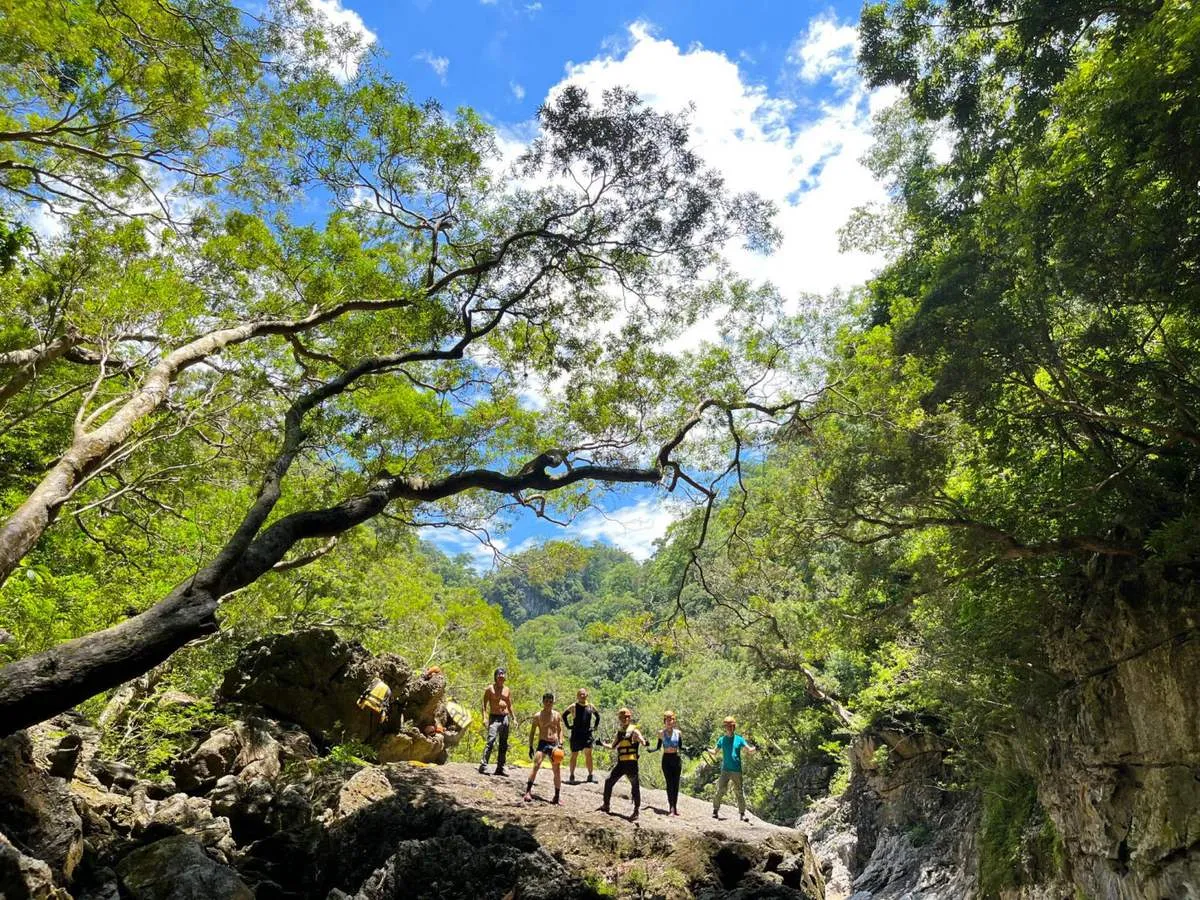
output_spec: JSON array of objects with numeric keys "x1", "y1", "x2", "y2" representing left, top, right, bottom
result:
[
  {"x1": 598, "y1": 708, "x2": 647, "y2": 821},
  {"x1": 525, "y1": 691, "x2": 565, "y2": 804},
  {"x1": 563, "y1": 687, "x2": 601, "y2": 784},
  {"x1": 646, "y1": 710, "x2": 684, "y2": 816},
  {"x1": 711, "y1": 716, "x2": 756, "y2": 822},
  {"x1": 479, "y1": 667, "x2": 513, "y2": 776}
]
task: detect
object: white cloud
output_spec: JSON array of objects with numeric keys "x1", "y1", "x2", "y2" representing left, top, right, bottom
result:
[
  {"x1": 571, "y1": 498, "x2": 681, "y2": 560},
  {"x1": 510, "y1": 81, "x2": 526, "y2": 101},
  {"x1": 544, "y1": 18, "x2": 898, "y2": 308},
  {"x1": 789, "y1": 14, "x2": 858, "y2": 86},
  {"x1": 416, "y1": 50, "x2": 450, "y2": 84},
  {"x1": 480, "y1": 0, "x2": 498, "y2": 4},
  {"x1": 303, "y1": 0, "x2": 377, "y2": 81}
]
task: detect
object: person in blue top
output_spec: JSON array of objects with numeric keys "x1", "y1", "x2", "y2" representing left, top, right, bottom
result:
[
  {"x1": 645, "y1": 709, "x2": 684, "y2": 816},
  {"x1": 711, "y1": 715, "x2": 756, "y2": 822}
]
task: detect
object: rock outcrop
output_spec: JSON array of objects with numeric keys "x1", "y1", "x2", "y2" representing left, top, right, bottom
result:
[
  {"x1": 799, "y1": 729, "x2": 978, "y2": 900},
  {"x1": 1, "y1": 631, "x2": 824, "y2": 899},
  {"x1": 798, "y1": 571, "x2": 1200, "y2": 900},
  {"x1": 115, "y1": 835, "x2": 253, "y2": 900},
  {"x1": 1037, "y1": 574, "x2": 1200, "y2": 899},
  {"x1": 0, "y1": 832, "x2": 71, "y2": 900},
  {"x1": 218, "y1": 630, "x2": 462, "y2": 762},
  {"x1": 0, "y1": 732, "x2": 84, "y2": 883}
]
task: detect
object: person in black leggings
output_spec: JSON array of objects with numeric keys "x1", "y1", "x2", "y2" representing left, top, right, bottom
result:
[
  {"x1": 599, "y1": 707, "x2": 646, "y2": 821},
  {"x1": 647, "y1": 710, "x2": 684, "y2": 816}
]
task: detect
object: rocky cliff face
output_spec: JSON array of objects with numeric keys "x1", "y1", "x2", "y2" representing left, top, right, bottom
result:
[
  {"x1": 798, "y1": 729, "x2": 980, "y2": 900},
  {"x1": 797, "y1": 570, "x2": 1200, "y2": 900},
  {"x1": 1038, "y1": 573, "x2": 1200, "y2": 899}
]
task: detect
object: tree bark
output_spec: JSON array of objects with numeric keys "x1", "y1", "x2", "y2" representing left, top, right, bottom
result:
[
  {"x1": 0, "y1": 457, "x2": 667, "y2": 734},
  {"x1": 0, "y1": 582, "x2": 219, "y2": 733}
]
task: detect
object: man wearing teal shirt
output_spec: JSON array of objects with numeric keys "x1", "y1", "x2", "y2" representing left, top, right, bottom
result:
[{"x1": 712, "y1": 715, "x2": 756, "y2": 822}]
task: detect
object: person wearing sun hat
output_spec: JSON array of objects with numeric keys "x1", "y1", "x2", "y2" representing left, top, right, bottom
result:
[
  {"x1": 646, "y1": 709, "x2": 684, "y2": 816},
  {"x1": 711, "y1": 715, "x2": 756, "y2": 822}
]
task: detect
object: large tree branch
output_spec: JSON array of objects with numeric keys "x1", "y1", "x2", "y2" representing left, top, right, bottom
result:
[
  {"x1": 0, "y1": 389, "x2": 778, "y2": 733},
  {"x1": 0, "y1": 454, "x2": 662, "y2": 733},
  {"x1": 844, "y1": 511, "x2": 1138, "y2": 559},
  {"x1": 0, "y1": 219, "x2": 561, "y2": 589}
]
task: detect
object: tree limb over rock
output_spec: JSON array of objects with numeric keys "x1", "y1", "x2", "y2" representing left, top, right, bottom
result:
[{"x1": 0, "y1": 394, "x2": 791, "y2": 734}]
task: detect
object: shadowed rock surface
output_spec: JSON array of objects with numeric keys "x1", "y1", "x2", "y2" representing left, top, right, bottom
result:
[
  {"x1": 1, "y1": 633, "x2": 823, "y2": 899},
  {"x1": 218, "y1": 629, "x2": 460, "y2": 762}
]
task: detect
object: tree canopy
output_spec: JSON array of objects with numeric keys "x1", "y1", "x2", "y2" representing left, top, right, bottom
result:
[{"x1": 0, "y1": 0, "x2": 803, "y2": 731}]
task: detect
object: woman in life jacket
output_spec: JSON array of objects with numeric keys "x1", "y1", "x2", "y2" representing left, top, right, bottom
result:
[
  {"x1": 598, "y1": 707, "x2": 646, "y2": 821},
  {"x1": 646, "y1": 709, "x2": 684, "y2": 816}
]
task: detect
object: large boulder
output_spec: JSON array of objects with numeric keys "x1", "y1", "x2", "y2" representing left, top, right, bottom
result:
[
  {"x1": 116, "y1": 835, "x2": 253, "y2": 900},
  {"x1": 0, "y1": 832, "x2": 71, "y2": 899},
  {"x1": 171, "y1": 718, "x2": 309, "y2": 794},
  {"x1": 218, "y1": 630, "x2": 463, "y2": 758},
  {"x1": 28, "y1": 713, "x2": 102, "y2": 784},
  {"x1": 0, "y1": 732, "x2": 84, "y2": 883},
  {"x1": 137, "y1": 793, "x2": 237, "y2": 862},
  {"x1": 375, "y1": 729, "x2": 446, "y2": 764},
  {"x1": 333, "y1": 767, "x2": 395, "y2": 820},
  {"x1": 347, "y1": 835, "x2": 585, "y2": 900}
]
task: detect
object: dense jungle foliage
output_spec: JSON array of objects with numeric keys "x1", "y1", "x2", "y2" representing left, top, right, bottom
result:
[{"x1": 1, "y1": 0, "x2": 1198, "y2": 863}]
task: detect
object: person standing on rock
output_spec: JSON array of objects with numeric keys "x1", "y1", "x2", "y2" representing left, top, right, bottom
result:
[
  {"x1": 563, "y1": 687, "x2": 601, "y2": 784},
  {"x1": 646, "y1": 710, "x2": 684, "y2": 816},
  {"x1": 524, "y1": 691, "x2": 565, "y2": 804},
  {"x1": 479, "y1": 667, "x2": 513, "y2": 776},
  {"x1": 711, "y1": 716, "x2": 756, "y2": 822},
  {"x1": 598, "y1": 708, "x2": 647, "y2": 821}
]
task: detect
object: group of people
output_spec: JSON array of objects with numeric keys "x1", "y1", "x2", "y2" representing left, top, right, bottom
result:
[{"x1": 477, "y1": 669, "x2": 757, "y2": 822}]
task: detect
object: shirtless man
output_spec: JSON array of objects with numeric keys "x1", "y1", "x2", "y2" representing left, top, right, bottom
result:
[
  {"x1": 524, "y1": 691, "x2": 564, "y2": 804},
  {"x1": 479, "y1": 667, "x2": 513, "y2": 776}
]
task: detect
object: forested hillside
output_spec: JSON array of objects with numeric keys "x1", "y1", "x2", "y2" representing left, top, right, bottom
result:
[{"x1": 2, "y1": 0, "x2": 1199, "y2": 898}]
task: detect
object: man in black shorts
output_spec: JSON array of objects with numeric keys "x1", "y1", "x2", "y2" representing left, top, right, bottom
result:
[
  {"x1": 524, "y1": 691, "x2": 564, "y2": 804},
  {"x1": 563, "y1": 687, "x2": 601, "y2": 783}
]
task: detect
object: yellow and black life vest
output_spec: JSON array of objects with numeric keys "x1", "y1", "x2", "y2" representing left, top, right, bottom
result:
[
  {"x1": 445, "y1": 699, "x2": 471, "y2": 730},
  {"x1": 356, "y1": 678, "x2": 392, "y2": 721},
  {"x1": 614, "y1": 729, "x2": 640, "y2": 762}
]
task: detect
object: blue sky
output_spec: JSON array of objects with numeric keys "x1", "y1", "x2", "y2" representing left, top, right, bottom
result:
[{"x1": 308, "y1": 0, "x2": 896, "y2": 567}]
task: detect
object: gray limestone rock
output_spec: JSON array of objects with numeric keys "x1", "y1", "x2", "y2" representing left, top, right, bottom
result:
[{"x1": 116, "y1": 835, "x2": 253, "y2": 900}]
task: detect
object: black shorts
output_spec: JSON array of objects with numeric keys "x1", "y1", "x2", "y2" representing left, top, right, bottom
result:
[
  {"x1": 569, "y1": 733, "x2": 594, "y2": 753},
  {"x1": 536, "y1": 740, "x2": 559, "y2": 756}
]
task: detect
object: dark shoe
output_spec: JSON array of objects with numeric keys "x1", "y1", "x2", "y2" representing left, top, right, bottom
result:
[
  {"x1": 495, "y1": 767, "x2": 508, "y2": 777},
  {"x1": 712, "y1": 811, "x2": 720, "y2": 819},
  {"x1": 478, "y1": 764, "x2": 487, "y2": 774},
  {"x1": 741, "y1": 814, "x2": 751, "y2": 823},
  {"x1": 553, "y1": 795, "x2": 561, "y2": 805},
  {"x1": 630, "y1": 809, "x2": 639, "y2": 822},
  {"x1": 598, "y1": 804, "x2": 610, "y2": 814},
  {"x1": 586, "y1": 774, "x2": 596, "y2": 783}
]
